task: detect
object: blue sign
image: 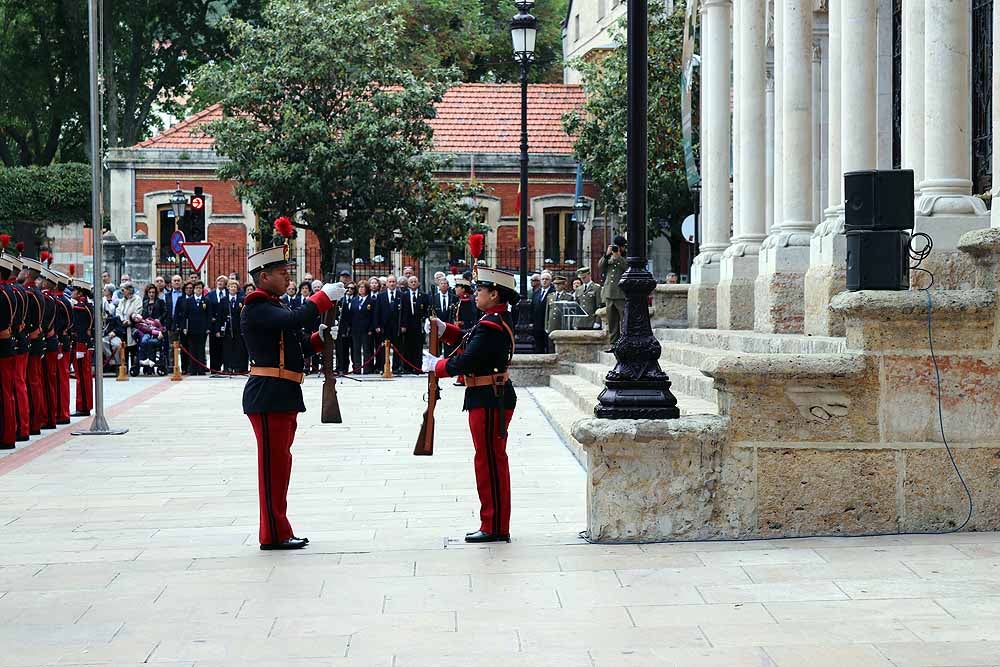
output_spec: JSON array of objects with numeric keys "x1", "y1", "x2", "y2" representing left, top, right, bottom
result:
[{"x1": 170, "y1": 230, "x2": 186, "y2": 255}]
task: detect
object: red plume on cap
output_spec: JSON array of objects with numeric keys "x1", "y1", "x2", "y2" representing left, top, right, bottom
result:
[
  {"x1": 39, "y1": 251, "x2": 50, "y2": 264},
  {"x1": 69, "y1": 264, "x2": 76, "y2": 276},
  {"x1": 468, "y1": 233, "x2": 484, "y2": 260},
  {"x1": 450, "y1": 265, "x2": 459, "y2": 275},
  {"x1": 0, "y1": 234, "x2": 9, "y2": 250},
  {"x1": 273, "y1": 216, "x2": 294, "y2": 240},
  {"x1": 15, "y1": 241, "x2": 24, "y2": 254}
]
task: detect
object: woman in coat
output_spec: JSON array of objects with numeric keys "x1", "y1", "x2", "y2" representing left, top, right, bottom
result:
[{"x1": 114, "y1": 283, "x2": 143, "y2": 375}]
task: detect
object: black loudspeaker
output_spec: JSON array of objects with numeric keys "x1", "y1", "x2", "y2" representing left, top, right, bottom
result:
[
  {"x1": 846, "y1": 230, "x2": 910, "y2": 291},
  {"x1": 844, "y1": 169, "x2": 915, "y2": 231}
]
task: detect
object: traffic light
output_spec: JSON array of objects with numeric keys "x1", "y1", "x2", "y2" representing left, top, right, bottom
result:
[{"x1": 186, "y1": 186, "x2": 206, "y2": 242}]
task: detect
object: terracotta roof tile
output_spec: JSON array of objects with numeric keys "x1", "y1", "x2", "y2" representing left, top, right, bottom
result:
[{"x1": 133, "y1": 83, "x2": 585, "y2": 155}]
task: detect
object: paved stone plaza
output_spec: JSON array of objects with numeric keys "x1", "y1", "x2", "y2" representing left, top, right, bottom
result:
[{"x1": 0, "y1": 377, "x2": 999, "y2": 666}]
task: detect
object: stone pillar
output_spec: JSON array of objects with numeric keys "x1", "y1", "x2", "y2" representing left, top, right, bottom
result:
[
  {"x1": 773, "y1": 2, "x2": 783, "y2": 236},
  {"x1": 755, "y1": 0, "x2": 813, "y2": 334},
  {"x1": 120, "y1": 231, "x2": 156, "y2": 288},
  {"x1": 913, "y1": 0, "x2": 989, "y2": 288},
  {"x1": 102, "y1": 231, "x2": 124, "y2": 285},
  {"x1": 806, "y1": 0, "x2": 876, "y2": 337},
  {"x1": 902, "y1": 0, "x2": 924, "y2": 197},
  {"x1": 994, "y1": 2, "x2": 1000, "y2": 229},
  {"x1": 718, "y1": 0, "x2": 766, "y2": 330},
  {"x1": 688, "y1": 0, "x2": 731, "y2": 329}
]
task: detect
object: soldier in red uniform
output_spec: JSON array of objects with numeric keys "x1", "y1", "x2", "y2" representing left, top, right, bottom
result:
[
  {"x1": 242, "y1": 241, "x2": 346, "y2": 550},
  {"x1": 0, "y1": 246, "x2": 19, "y2": 449},
  {"x1": 422, "y1": 267, "x2": 518, "y2": 543},
  {"x1": 70, "y1": 278, "x2": 96, "y2": 417},
  {"x1": 5, "y1": 243, "x2": 29, "y2": 441},
  {"x1": 40, "y1": 266, "x2": 73, "y2": 425},
  {"x1": 18, "y1": 256, "x2": 52, "y2": 434}
]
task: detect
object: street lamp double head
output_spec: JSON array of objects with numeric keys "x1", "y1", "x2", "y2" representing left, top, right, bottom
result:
[{"x1": 574, "y1": 196, "x2": 591, "y2": 232}]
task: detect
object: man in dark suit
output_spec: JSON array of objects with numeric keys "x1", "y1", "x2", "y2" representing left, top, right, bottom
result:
[
  {"x1": 163, "y1": 274, "x2": 184, "y2": 372},
  {"x1": 531, "y1": 272, "x2": 553, "y2": 353},
  {"x1": 335, "y1": 283, "x2": 353, "y2": 373},
  {"x1": 348, "y1": 283, "x2": 375, "y2": 373},
  {"x1": 399, "y1": 275, "x2": 427, "y2": 374},
  {"x1": 206, "y1": 275, "x2": 229, "y2": 374},
  {"x1": 374, "y1": 274, "x2": 403, "y2": 374},
  {"x1": 178, "y1": 279, "x2": 211, "y2": 375}
]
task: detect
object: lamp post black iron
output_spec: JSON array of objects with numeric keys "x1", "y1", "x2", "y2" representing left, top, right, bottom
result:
[
  {"x1": 511, "y1": 0, "x2": 538, "y2": 353},
  {"x1": 574, "y1": 195, "x2": 590, "y2": 267},
  {"x1": 595, "y1": 0, "x2": 679, "y2": 419}
]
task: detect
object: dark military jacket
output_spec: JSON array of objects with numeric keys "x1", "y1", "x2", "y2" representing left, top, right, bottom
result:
[
  {"x1": 72, "y1": 299, "x2": 95, "y2": 350},
  {"x1": 240, "y1": 288, "x2": 332, "y2": 415},
  {"x1": 9, "y1": 283, "x2": 27, "y2": 355},
  {"x1": 49, "y1": 291, "x2": 73, "y2": 351},
  {"x1": 40, "y1": 290, "x2": 59, "y2": 353},
  {"x1": 436, "y1": 306, "x2": 517, "y2": 411},
  {"x1": 453, "y1": 297, "x2": 481, "y2": 334},
  {"x1": 22, "y1": 283, "x2": 46, "y2": 355},
  {"x1": 0, "y1": 282, "x2": 13, "y2": 358}
]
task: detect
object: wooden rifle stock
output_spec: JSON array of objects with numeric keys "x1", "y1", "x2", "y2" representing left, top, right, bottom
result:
[
  {"x1": 321, "y1": 305, "x2": 342, "y2": 424},
  {"x1": 414, "y1": 318, "x2": 439, "y2": 456}
]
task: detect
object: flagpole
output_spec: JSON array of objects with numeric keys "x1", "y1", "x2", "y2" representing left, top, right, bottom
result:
[{"x1": 73, "y1": 0, "x2": 127, "y2": 437}]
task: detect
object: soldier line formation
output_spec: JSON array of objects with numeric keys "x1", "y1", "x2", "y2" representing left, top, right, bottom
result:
[{"x1": 0, "y1": 235, "x2": 96, "y2": 450}]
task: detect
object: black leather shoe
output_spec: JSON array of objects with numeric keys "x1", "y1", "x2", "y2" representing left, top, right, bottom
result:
[
  {"x1": 71, "y1": 412, "x2": 90, "y2": 417},
  {"x1": 260, "y1": 537, "x2": 308, "y2": 551},
  {"x1": 464, "y1": 531, "x2": 510, "y2": 543},
  {"x1": 0, "y1": 444, "x2": 14, "y2": 450},
  {"x1": 56, "y1": 419, "x2": 70, "y2": 425},
  {"x1": 16, "y1": 435, "x2": 28, "y2": 442}
]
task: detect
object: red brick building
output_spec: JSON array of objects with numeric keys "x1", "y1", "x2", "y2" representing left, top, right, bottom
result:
[{"x1": 106, "y1": 83, "x2": 603, "y2": 286}]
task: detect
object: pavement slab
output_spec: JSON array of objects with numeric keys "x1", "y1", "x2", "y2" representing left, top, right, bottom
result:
[{"x1": 0, "y1": 374, "x2": 997, "y2": 665}]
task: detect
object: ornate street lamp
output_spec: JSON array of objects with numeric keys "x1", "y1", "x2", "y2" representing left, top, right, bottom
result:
[
  {"x1": 169, "y1": 182, "x2": 187, "y2": 230},
  {"x1": 595, "y1": 0, "x2": 679, "y2": 419},
  {"x1": 511, "y1": 0, "x2": 537, "y2": 353},
  {"x1": 574, "y1": 195, "x2": 590, "y2": 265}
]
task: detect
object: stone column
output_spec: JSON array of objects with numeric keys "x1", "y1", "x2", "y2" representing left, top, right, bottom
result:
[
  {"x1": 718, "y1": 0, "x2": 766, "y2": 330},
  {"x1": 913, "y1": 0, "x2": 988, "y2": 288},
  {"x1": 772, "y1": 1, "x2": 783, "y2": 236},
  {"x1": 806, "y1": 0, "x2": 876, "y2": 336},
  {"x1": 765, "y1": 65, "x2": 774, "y2": 232},
  {"x1": 993, "y1": 2, "x2": 1000, "y2": 229},
  {"x1": 754, "y1": 0, "x2": 813, "y2": 334},
  {"x1": 688, "y1": 0, "x2": 731, "y2": 329},
  {"x1": 902, "y1": 0, "x2": 924, "y2": 196}
]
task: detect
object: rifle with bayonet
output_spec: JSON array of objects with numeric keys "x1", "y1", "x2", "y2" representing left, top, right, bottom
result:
[
  {"x1": 414, "y1": 317, "x2": 439, "y2": 455},
  {"x1": 321, "y1": 304, "x2": 342, "y2": 424}
]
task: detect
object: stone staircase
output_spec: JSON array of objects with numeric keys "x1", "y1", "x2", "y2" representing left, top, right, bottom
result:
[{"x1": 528, "y1": 328, "x2": 847, "y2": 466}]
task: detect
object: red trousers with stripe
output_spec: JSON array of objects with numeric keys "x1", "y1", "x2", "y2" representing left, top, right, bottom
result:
[
  {"x1": 74, "y1": 348, "x2": 93, "y2": 414},
  {"x1": 45, "y1": 350, "x2": 66, "y2": 424},
  {"x1": 248, "y1": 411, "x2": 298, "y2": 545},
  {"x1": 0, "y1": 356, "x2": 16, "y2": 447},
  {"x1": 27, "y1": 353, "x2": 51, "y2": 432},
  {"x1": 56, "y1": 350, "x2": 70, "y2": 423},
  {"x1": 469, "y1": 407, "x2": 514, "y2": 536},
  {"x1": 13, "y1": 353, "x2": 29, "y2": 438}
]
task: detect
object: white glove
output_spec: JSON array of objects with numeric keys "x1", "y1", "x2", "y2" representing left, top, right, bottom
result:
[
  {"x1": 421, "y1": 352, "x2": 441, "y2": 373},
  {"x1": 423, "y1": 318, "x2": 447, "y2": 336},
  {"x1": 322, "y1": 283, "x2": 346, "y2": 302},
  {"x1": 76, "y1": 352, "x2": 85, "y2": 359},
  {"x1": 317, "y1": 323, "x2": 330, "y2": 342}
]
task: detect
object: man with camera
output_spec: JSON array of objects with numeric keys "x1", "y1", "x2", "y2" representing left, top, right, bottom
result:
[{"x1": 599, "y1": 235, "x2": 628, "y2": 351}]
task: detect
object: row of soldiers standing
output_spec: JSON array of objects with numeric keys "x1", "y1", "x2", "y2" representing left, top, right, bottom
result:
[{"x1": 0, "y1": 240, "x2": 96, "y2": 450}]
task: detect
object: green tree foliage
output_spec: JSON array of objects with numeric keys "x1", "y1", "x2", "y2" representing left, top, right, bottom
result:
[
  {"x1": 0, "y1": 163, "x2": 91, "y2": 234},
  {"x1": 563, "y1": 1, "x2": 695, "y2": 238},
  {"x1": 0, "y1": 0, "x2": 87, "y2": 166},
  {"x1": 197, "y1": 0, "x2": 481, "y2": 275}
]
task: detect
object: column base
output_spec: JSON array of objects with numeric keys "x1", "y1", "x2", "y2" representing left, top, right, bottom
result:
[
  {"x1": 912, "y1": 213, "x2": 991, "y2": 289},
  {"x1": 717, "y1": 245, "x2": 761, "y2": 331},
  {"x1": 688, "y1": 250, "x2": 723, "y2": 329},
  {"x1": 754, "y1": 232, "x2": 812, "y2": 334},
  {"x1": 804, "y1": 221, "x2": 847, "y2": 337}
]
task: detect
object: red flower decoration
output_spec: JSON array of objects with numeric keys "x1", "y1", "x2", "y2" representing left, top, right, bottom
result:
[
  {"x1": 468, "y1": 233, "x2": 484, "y2": 260},
  {"x1": 273, "y1": 216, "x2": 294, "y2": 239},
  {"x1": 0, "y1": 234, "x2": 9, "y2": 249}
]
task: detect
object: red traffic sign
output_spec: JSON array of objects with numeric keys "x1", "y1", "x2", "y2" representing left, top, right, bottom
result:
[{"x1": 180, "y1": 242, "x2": 214, "y2": 273}]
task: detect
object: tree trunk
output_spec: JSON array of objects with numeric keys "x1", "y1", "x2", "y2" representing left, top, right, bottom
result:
[{"x1": 317, "y1": 229, "x2": 336, "y2": 282}]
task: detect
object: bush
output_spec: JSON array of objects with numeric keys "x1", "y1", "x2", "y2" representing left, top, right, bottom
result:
[{"x1": 0, "y1": 163, "x2": 91, "y2": 234}]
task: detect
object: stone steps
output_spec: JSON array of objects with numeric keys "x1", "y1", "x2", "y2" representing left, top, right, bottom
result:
[
  {"x1": 655, "y1": 327, "x2": 847, "y2": 355},
  {"x1": 585, "y1": 359, "x2": 717, "y2": 405}
]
